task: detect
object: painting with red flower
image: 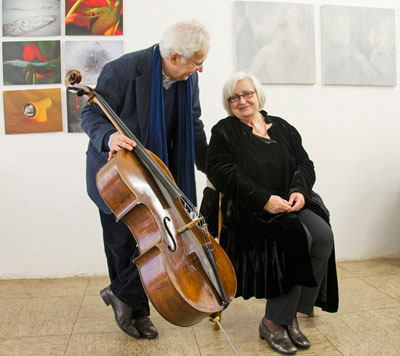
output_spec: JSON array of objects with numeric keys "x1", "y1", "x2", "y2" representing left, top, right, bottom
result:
[
  {"x1": 65, "y1": 0, "x2": 123, "y2": 35},
  {"x1": 3, "y1": 41, "x2": 61, "y2": 85}
]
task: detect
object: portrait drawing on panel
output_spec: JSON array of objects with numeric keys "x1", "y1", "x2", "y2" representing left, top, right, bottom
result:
[
  {"x1": 322, "y1": 5, "x2": 396, "y2": 86},
  {"x1": 235, "y1": 1, "x2": 316, "y2": 84}
]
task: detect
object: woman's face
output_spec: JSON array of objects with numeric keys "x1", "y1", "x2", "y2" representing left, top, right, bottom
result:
[{"x1": 229, "y1": 78, "x2": 260, "y2": 120}]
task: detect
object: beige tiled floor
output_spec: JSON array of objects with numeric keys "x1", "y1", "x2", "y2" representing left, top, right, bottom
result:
[{"x1": 1, "y1": 257, "x2": 400, "y2": 356}]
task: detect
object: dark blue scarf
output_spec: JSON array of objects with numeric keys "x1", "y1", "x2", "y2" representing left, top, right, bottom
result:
[{"x1": 148, "y1": 45, "x2": 197, "y2": 205}]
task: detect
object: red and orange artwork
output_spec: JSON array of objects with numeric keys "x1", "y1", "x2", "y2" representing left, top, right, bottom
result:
[
  {"x1": 65, "y1": 0, "x2": 123, "y2": 35},
  {"x1": 3, "y1": 88, "x2": 62, "y2": 134},
  {"x1": 2, "y1": 41, "x2": 61, "y2": 85}
]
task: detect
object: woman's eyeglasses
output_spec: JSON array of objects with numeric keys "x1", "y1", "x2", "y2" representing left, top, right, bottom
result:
[{"x1": 228, "y1": 91, "x2": 255, "y2": 104}]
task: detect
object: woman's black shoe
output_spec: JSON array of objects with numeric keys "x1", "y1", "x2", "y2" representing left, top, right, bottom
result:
[
  {"x1": 287, "y1": 325, "x2": 311, "y2": 349},
  {"x1": 259, "y1": 320, "x2": 297, "y2": 355}
]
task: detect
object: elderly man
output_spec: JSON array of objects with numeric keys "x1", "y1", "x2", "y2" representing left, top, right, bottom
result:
[{"x1": 81, "y1": 20, "x2": 210, "y2": 339}]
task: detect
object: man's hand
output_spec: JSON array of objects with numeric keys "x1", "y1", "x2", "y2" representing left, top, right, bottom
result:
[{"x1": 108, "y1": 133, "x2": 136, "y2": 161}]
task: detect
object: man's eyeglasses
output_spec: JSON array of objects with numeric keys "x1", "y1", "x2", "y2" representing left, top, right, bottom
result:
[
  {"x1": 228, "y1": 91, "x2": 255, "y2": 104},
  {"x1": 188, "y1": 60, "x2": 204, "y2": 70}
]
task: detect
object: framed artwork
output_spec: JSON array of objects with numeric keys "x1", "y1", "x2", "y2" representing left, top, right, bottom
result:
[
  {"x1": 65, "y1": 40, "x2": 124, "y2": 85},
  {"x1": 2, "y1": 0, "x2": 60, "y2": 37},
  {"x1": 3, "y1": 88, "x2": 62, "y2": 134},
  {"x1": 322, "y1": 5, "x2": 396, "y2": 86},
  {"x1": 2, "y1": 41, "x2": 61, "y2": 85},
  {"x1": 66, "y1": 89, "x2": 86, "y2": 133},
  {"x1": 65, "y1": 0, "x2": 123, "y2": 35},
  {"x1": 235, "y1": 1, "x2": 316, "y2": 84}
]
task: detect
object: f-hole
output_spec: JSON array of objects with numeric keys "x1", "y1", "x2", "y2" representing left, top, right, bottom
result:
[{"x1": 163, "y1": 217, "x2": 177, "y2": 252}]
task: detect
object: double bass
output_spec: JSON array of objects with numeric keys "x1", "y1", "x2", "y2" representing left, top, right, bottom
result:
[{"x1": 66, "y1": 70, "x2": 237, "y2": 327}]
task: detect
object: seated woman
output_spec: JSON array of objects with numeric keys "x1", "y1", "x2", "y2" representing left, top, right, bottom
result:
[{"x1": 202, "y1": 72, "x2": 338, "y2": 355}]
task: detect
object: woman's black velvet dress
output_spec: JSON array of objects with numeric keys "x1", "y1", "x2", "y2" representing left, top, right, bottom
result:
[{"x1": 201, "y1": 111, "x2": 338, "y2": 312}]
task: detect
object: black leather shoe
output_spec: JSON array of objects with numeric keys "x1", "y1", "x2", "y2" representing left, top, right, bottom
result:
[
  {"x1": 100, "y1": 286, "x2": 141, "y2": 339},
  {"x1": 259, "y1": 321, "x2": 297, "y2": 355},
  {"x1": 133, "y1": 316, "x2": 158, "y2": 339},
  {"x1": 287, "y1": 326, "x2": 311, "y2": 349}
]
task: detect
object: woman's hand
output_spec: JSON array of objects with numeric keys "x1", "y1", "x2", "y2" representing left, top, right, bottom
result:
[
  {"x1": 108, "y1": 133, "x2": 136, "y2": 161},
  {"x1": 264, "y1": 195, "x2": 291, "y2": 214},
  {"x1": 288, "y1": 192, "x2": 305, "y2": 212}
]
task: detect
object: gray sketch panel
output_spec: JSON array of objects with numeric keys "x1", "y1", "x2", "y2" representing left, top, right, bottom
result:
[
  {"x1": 66, "y1": 89, "x2": 86, "y2": 133},
  {"x1": 2, "y1": 0, "x2": 60, "y2": 37},
  {"x1": 322, "y1": 5, "x2": 396, "y2": 86},
  {"x1": 235, "y1": 1, "x2": 316, "y2": 84},
  {"x1": 65, "y1": 41, "x2": 124, "y2": 85}
]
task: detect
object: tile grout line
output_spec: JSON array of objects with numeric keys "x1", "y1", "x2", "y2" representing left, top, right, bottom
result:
[
  {"x1": 191, "y1": 325, "x2": 204, "y2": 356},
  {"x1": 62, "y1": 277, "x2": 91, "y2": 356},
  {"x1": 308, "y1": 319, "x2": 346, "y2": 356},
  {"x1": 357, "y1": 274, "x2": 400, "y2": 303}
]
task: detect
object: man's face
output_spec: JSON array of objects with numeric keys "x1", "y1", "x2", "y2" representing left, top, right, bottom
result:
[{"x1": 170, "y1": 50, "x2": 207, "y2": 81}]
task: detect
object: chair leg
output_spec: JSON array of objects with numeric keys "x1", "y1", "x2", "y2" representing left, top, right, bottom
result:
[{"x1": 306, "y1": 308, "x2": 314, "y2": 317}]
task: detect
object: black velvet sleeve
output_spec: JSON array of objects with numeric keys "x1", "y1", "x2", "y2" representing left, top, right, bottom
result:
[
  {"x1": 206, "y1": 120, "x2": 272, "y2": 212},
  {"x1": 287, "y1": 124, "x2": 316, "y2": 203}
]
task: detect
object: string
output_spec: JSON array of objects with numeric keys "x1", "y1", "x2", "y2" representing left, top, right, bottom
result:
[
  {"x1": 74, "y1": 84, "x2": 211, "y2": 243},
  {"x1": 92, "y1": 90, "x2": 203, "y2": 221}
]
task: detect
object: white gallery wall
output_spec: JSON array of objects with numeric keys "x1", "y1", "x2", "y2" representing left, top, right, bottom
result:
[{"x1": 1, "y1": 0, "x2": 399, "y2": 278}]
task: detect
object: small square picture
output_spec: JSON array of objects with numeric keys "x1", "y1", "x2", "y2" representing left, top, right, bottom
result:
[
  {"x1": 3, "y1": 41, "x2": 61, "y2": 85},
  {"x1": 3, "y1": 88, "x2": 62, "y2": 134},
  {"x1": 2, "y1": 0, "x2": 60, "y2": 37},
  {"x1": 65, "y1": 0, "x2": 123, "y2": 36},
  {"x1": 65, "y1": 40, "x2": 123, "y2": 85}
]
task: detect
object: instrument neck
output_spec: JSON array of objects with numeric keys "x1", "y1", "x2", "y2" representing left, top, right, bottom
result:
[{"x1": 92, "y1": 91, "x2": 183, "y2": 201}]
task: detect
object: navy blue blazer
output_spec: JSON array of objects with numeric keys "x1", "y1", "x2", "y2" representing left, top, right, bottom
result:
[{"x1": 81, "y1": 45, "x2": 208, "y2": 214}]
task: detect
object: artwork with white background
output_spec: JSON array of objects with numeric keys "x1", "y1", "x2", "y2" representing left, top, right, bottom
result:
[
  {"x1": 322, "y1": 5, "x2": 396, "y2": 86},
  {"x1": 2, "y1": 0, "x2": 60, "y2": 37},
  {"x1": 65, "y1": 40, "x2": 124, "y2": 85},
  {"x1": 235, "y1": 1, "x2": 316, "y2": 84}
]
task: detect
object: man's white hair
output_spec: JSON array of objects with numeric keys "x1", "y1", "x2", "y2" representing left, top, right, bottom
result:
[{"x1": 159, "y1": 20, "x2": 210, "y2": 59}]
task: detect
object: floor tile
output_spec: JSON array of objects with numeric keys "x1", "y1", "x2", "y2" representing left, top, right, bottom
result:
[
  {"x1": 2, "y1": 256, "x2": 400, "y2": 356},
  {"x1": 195, "y1": 320, "x2": 271, "y2": 356},
  {"x1": 338, "y1": 257, "x2": 400, "y2": 277},
  {"x1": 0, "y1": 336, "x2": 69, "y2": 356},
  {"x1": 66, "y1": 328, "x2": 201, "y2": 356},
  {"x1": 72, "y1": 295, "x2": 120, "y2": 335},
  {"x1": 195, "y1": 318, "x2": 343, "y2": 356},
  {"x1": 0, "y1": 296, "x2": 82, "y2": 338},
  {"x1": 86, "y1": 276, "x2": 109, "y2": 296},
  {"x1": 362, "y1": 274, "x2": 400, "y2": 301},
  {"x1": 311, "y1": 309, "x2": 400, "y2": 356},
  {"x1": 313, "y1": 277, "x2": 400, "y2": 316},
  {"x1": 0, "y1": 278, "x2": 88, "y2": 298},
  {"x1": 336, "y1": 264, "x2": 354, "y2": 279}
]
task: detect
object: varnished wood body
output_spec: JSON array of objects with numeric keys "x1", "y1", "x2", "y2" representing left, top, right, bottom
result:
[{"x1": 96, "y1": 149, "x2": 237, "y2": 327}]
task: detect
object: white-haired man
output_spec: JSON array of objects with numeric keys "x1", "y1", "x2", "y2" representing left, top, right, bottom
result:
[{"x1": 81, "y1": 21, "x2": 210, "y2": 339}]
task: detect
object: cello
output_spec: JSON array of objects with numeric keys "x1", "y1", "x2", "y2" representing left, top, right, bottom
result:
[{"x1": 66, "y1": 70, "x2": 237, "y2": 327}]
